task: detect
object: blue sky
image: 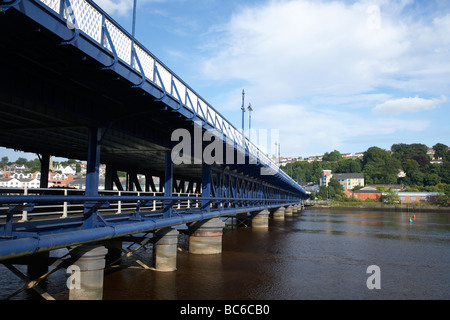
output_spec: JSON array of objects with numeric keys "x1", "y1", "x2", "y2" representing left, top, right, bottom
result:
[{"x1": 2, "y1": 0, "x2": 450, "y2": 161}]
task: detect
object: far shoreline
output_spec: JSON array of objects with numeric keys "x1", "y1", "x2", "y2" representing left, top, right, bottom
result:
[{"x1": 305, "y1": 202, "x2": 450, "y2": 213}]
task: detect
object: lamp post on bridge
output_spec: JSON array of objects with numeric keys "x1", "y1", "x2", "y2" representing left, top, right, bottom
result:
[
  {"x1": 275, "y1": 141, "x2": 281, "y2": 166},
  {"x1": 132, "y1": 0, "x2": 137, "y2": 37},
  {"x1": 247, "y1": 103, "x2": 253, "y2": 141}
]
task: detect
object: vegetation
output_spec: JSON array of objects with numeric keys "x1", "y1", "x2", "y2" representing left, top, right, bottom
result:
[{"x1": 282, "y1": 143, "x2": 450, "y2": 204}]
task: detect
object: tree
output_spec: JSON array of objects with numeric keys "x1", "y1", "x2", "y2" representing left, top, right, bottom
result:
[
  {"x1": 424, "y1": 173, "x2": 441, "y2": 186},
  {"x1": 384, "y1": 189, "x2": 399, "y2": 204},
  {"x1": 363, "y1": 147, "x2": 400, "y2": 184},
  {"x1": 409, "y1": 170, "x2": 424, "y2": 186},
  {"x1": 317, "y1": 178, "x2": 344, "y2": 200},
  {"x1": 25, "y1": 158, "x2": 41, "y2": 173},
  {"x1": 436, "y1": 184, "x2": 450, "y2": 207},
  {"x1": 440, "y1": 162, "x2": 450, "y2": 184},
  {"x1": 433, "y1": 143, "x2": 448, "y2": 160},
  {"x1": 402, "y1": 159, "x2": 420, "y2": 174},
  {"x1": 392, "y1": 143, "x2": 428, "y2": 160},
  {"x1": 323, "y1": 150, "x2": 342, "y2": 162},
  {"x1": 15, "y1": 157, "x2": 28, "y2": 165},
  {"x1": 1, "y1": 156, "x2": 8, "y2": 165}
]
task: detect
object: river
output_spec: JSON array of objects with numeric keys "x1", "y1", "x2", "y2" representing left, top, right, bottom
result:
[{"x1": 1, "y1": 208, "x2": 449, "y2": 300}]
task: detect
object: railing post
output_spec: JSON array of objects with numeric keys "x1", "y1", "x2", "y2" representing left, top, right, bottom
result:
[
  {"x1": 19, "y1": 186, "x2": 28, "y2": 222},
  {"x1": 61, "y1": 188, "x2": 68, "y2": 219},
  {"x1": 117, "y1": 191, "x2": 122, "y2": 214}
]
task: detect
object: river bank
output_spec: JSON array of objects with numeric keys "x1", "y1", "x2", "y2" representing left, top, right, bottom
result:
[{"x1": 307, "y1": 201, "x2": 450, "y2": 212}]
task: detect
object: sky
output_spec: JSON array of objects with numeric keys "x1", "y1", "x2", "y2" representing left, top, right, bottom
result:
[{"x1": 2, "y1": 0, "x2": 450, "y2": 161}]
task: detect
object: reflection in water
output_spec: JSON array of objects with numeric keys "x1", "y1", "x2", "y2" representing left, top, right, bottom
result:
[{"x1": 1, "y1": 209, "x2": 449, "y2": 300}]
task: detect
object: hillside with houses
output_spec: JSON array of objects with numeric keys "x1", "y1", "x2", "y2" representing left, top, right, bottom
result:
[
  {"x1": 0, "y1": 156, "x2": 87, "y2": 189},
  {"x1": 281, "y1": 143, "x2": 450, "y2": 206}
]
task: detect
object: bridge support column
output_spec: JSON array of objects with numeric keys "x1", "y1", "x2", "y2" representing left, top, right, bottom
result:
[
  {"x1": 252, "y1": 209, "x2": 269, "y2": 229},
  {"x1": 188, "y1": 218, "x2": 226, "y2": 254},
  {"x1": 39, "y1": 153, "x2": 50, "y2": 188},
  {"x1": 69, "y1": 244, "x2": 108, "y2": 300},
  {"x1": 292, "y1": 204, "x2": 298, "y2": 214},
  {"x1": 285, "y1": 206, "x2": 293, "y2": 216},
  {"x1": 152, "y1": 228, "x2": 179, "y2": 272},
  {"x1": 163, "y1": 150, "x2": 173, "y2": 218},
  {"x1": 273, "y1": 207, "x2": 285, "y2": 220}
]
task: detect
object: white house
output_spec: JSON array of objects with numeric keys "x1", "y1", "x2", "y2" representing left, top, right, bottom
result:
[
  {"x1": 55, "y1": 164, "x2": 76, "y2": 175},
  {"x1": 0, "y1": 177, "x2": 42, "y2": 188}
]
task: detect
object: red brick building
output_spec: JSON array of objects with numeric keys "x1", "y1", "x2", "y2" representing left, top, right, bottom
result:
[{"x1": 348, "y1": 187, "x2": 382, "y2": 201}]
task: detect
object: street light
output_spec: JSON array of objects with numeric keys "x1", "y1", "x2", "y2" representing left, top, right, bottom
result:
[
  {"x1": 132, "y1": 0, "x2": 137, "y2": 37},
  {"x1": 247, "y1": 103, "x2": 253, "y2": 141},
  {"x1": 274, "y1": 141, "x2": 280, "y2": 166}
]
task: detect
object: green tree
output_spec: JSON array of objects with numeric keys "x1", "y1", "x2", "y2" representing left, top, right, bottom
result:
[
  {"x1": 363, "y1": 147, "x2": 400, "y2": 184},
  {"x1": 1, "y1": 156, "x2": 8, "y2": 165},
  {"x1": 336, "y1": 158, "x2": 362, "y2": 173},
  {"x1": 384, "y1": 189, "x2": 399, "y2": 204},
  {"x1": 436, "y1": 184, "x2": 450, "y2": 207},
  {"x1": 433, "y1": 143, "x2": 448, "y2": 160},
  {"x1": 15, "y1": 157, "x2": 28, "y2": 165},
  {"x1": 25, "y1": 158, "x2": 41, "y2": 173},
  {"x1": 392, "y1": 143, "x2": 429, "y2": 170},
  {"x1": 440, "y1": 162, "x2": 450, "y2": 184},
  {"x1": 424, "y1": 173, "x2": 441, "y2": 186},
  {"x1": 323, "y1": 150, "x2": 342, "y2": 162},
  {"x1": 402, "y1": 159, "x2": 420, "y2": 175},
  {"x1": 392, "y1": 143, "x2": 428, "y2": 160},
  {"x1": 409, "y1": 170, "x2": 424, "y2": 186}
]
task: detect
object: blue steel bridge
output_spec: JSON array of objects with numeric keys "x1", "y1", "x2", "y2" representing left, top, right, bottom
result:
[{"x1": 0, "y1": 0, "x2": 309, "y2": 299}]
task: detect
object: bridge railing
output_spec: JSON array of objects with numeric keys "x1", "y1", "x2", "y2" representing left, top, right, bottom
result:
[
  {"x1": 32, "y1": 0, "x2": 302, "y2": 193},
  {"x1": 0, "y1": 186, "x2": 300, "y2": 222},
  {"x1": 0, "y1": 187, "x2": 202, "y2": 221}
]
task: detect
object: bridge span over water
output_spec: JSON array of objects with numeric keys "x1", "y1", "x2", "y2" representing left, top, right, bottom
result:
[{"x1": 0, "y1": 0, "x2": 309, "y2": 299}]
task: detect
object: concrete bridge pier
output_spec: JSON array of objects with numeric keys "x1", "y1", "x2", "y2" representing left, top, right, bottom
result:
[
  {"x1": 273, "y1": 207, "x2": 286, "y2": 220},
  {"x1": 188, "y1": 218, "x2": 226, "y2": 254},
  {"x1": 285, "y1": 205, "x2": 293, "y2": 217},
  {"x1": 292, "y1": 204, "x2": 298, "y2": 214},
  {"x1": 152, "y1": 228, "x2": 179, "y2": 272},
  {"x1": 252, "y1": 209, "x2": 269, "y2": 229},
  {"x1": 69, "y1": 244, "x2": 108, "y2": 300}
]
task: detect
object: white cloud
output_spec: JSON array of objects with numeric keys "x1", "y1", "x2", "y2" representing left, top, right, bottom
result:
[
  {"x1": 373, "y1": 96, "x2": 446, "y2": 115},
  {"x1": 196, "y1": 0, "x2": 450, "y2": 156},
  {"x1": 253, "y1": 103, "x2": 430, "y2": 157},
  {"x1": 201, "y1": 0, "x2": 416, "y2": 102},
  {"x1": 93, "y1": 0, "x2": 133, "y2": 16},
  {"x1": 200, "y1": 0, "x2": 450, "y2": 103},
  {"x1": 93, "y1": 0, "x2": 179, "y2": 17}
]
